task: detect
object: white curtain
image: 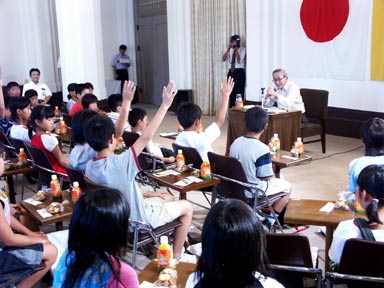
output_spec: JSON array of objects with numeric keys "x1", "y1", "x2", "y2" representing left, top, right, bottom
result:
[{"x1": 191, "y1": 0, "x2": 246, "y2": 115}]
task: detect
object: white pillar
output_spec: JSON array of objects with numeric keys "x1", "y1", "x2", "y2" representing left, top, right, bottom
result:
[
  {"x1": 167, "y1": 0, "x2": 192, "y2": 89},
  {"x1": 55, "y1": 0, "x2": 107, "y2": 99}
]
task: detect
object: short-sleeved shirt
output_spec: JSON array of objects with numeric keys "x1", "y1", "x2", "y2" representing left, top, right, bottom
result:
[
  {"x1": 22, "y1": 81, "x2": 52, "y2": 101},
  {"x1": 348, "y1": 155, "x2": 384, "y2": 192},
  {"x1": 111, "y1": 53, "x2": 131, "y2": 70},
  {"x1": 10, "y1": 124, "x2": 30, "y2": 143},
  {"x1": 225, "y1": 47, "x2": 246, "y2": 70},
  {"x1": 69, "y1": 101, "x2": 83, "y2": 116},
  {"x1": 69, "y1": 144, "x2": 96, "y2": 171},
  {"x1": 66, "y1": 99, "x2": 76, "y2": 113},
  {"x1": 31, "y1": 134, "x2": 66, "y2": 174},
  {"x1": 107, "y1": 112, "x2": 131, "y2": 131},
  {"x1": 175, "y1": 122, "x2": 221, "y2": 162},
  {"x1": 85, "y1": 148, "x2": 180, "y2": 228},
  {"x1": 329, "y1": 219, "x2": 384, "y2": 264},
  {"x1": 0, "y1": 117, "x2": 13, "y2": 137}
]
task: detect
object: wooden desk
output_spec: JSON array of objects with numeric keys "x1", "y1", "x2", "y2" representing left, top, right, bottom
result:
[
  {"x1": 139, "y1": 260, "x2": 196, "y2": 287},
  {"x1": 284, "y1": 199, "x2": 359, "y2": 271},
  {"x1": 3, "y1": 161, "x2": 36, "y2": 204},
  {"x1": 271, "y1": 150, "x2": 312, "y2": 178},
  {"x1": 148, "y1": 169, "x2": 220, "y2": 205},
  {"x1": 20, "y1": 190, "x2": 73, "y2": 231},
  {"x1": 226, "y1": 108, "x2": 301, "y2": 154}
]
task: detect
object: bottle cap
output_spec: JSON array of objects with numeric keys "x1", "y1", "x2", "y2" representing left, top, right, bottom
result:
[
  {"x1": 73, "y1": 181, "x2": 79, "y2": 187},
  {"x1": 274, "y1": 133, "x2": 278, "y2": 138},
  {"x1": 160, "y1": 235, "x2": 168, "y2": 244},
  {"x1": 51, "y1": 175, "x2": 57, "y2": 180},
  {"x1": 297, "y1": 137, "x2": 302, "y2": 142},
  {"x1": 178, "y1": 149, "x2": 182, "y2": 154},
  {"x1": 55, "y1": 106, "x2": 58, "y2": 109},
  {"x1": 20, "y1": 148, "x2": 24, "y2": 152}
]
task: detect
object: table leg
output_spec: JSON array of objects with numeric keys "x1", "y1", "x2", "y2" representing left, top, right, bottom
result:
[
  {"x1": 325, "y1": 226, "x2": 334, "y2": 272},
  {"x1": 274, "y1": 165, "x2": 281, "y2": 178},
  {"x1": 7, "y1": 175, "x2": 16, "y2": 204},
  {"x1": 179, "y1": 192, "x2": 186, "y2": 200},
  {"x1": 55, "y1": 221, "x2": 64, "y2": 231}
]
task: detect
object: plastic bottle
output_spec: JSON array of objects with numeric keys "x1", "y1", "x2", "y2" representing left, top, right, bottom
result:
[
  {"x1": 50, "y1": 175, "x2": 62, "y2": 202},
  {"x1": 18, "y1": 148, "x2": 28, "y2": 166},
  {"x1": 260, "y1": 87, "x2": 265, "y2": 108},
  {"x1": 354, "y1": 194, "x2": 365, "y2": 213},
  {"x1": 200, "y1": 161, "x2": 212, "y2": 180},
  {"x1": 59, "y1": 118, "x2": 67, "y2": 134},
  {"x1": 273, "y1": 133, "x2": 280, "y2": 152},
  {"x1": 71, "y1": 181, "x2": 83, "y2": 204},
  {"x1": 54, "y1": 106, "x2": 60, "y2": 117},
  {"x1": 295, "y1": 137, "x2": 304, "y2": 157},
  {"x1": 176, "y1": 149, "x2": 185, "y2": 171},
  {"x1": 235, "y1": 94, "x2": 243, "y2": 108},
  {"x1": 157, "y1": 236, "x2": 172, "y2": 271}
]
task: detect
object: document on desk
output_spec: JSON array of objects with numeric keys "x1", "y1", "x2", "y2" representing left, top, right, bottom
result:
[
  {"x1": 319, "y1": 202, "x2": 335, "y2": 213},
  {"x1": 23, "y1": 198, "x2": 42, "y2": 206},
  {"x1": 159, "y1": 131, "x2": 179, "y2": 137},
  {"x1": 263, "y1": 107, "x2": 287, "y2": 114},
  {"x1": 37, "y1": 208, "x2": 53, "y2": 218},
  {"x1": 153, "y1": 169, "x2": 180, "y2": 177},
  {"x1": 174, "y1": 176, "x2": 203, "y2": 186}
]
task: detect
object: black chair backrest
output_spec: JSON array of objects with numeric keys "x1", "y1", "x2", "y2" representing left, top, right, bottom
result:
[
  {"x1": 300, "y1": 88, "x2": 329, "y2": 120},
  {"x1": 63, "y1": 165, "x2": 87, "y2": 191},
  {"x1": 9, "y1": 138, "x2": 33, "y2": 160},
  {"x1": 0, "y1": 130, "x2": 17, "y2": 158},
  {"x1": 48, "y1": 91, "x2": 63, "y2": 110},
  {"x1": 122, "y1": 131, "x2": 140, "y2": 148},
  {"x1": 338, "y1": 238, "x2": 384, "y2": 277},
  {"x1": 266, "y1": 233, "x2": 313, "y2": 267},
  {"x1": 207, "y1": 151, "x2": 252, "y2": 204},
  {"x1": 172, "y1": 143, "x2": 203, "y2": 169}
]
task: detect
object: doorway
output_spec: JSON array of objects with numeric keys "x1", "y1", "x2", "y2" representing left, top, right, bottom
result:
[{"x1": 135, "y1": 0, "x2": 169, "y2": 105}]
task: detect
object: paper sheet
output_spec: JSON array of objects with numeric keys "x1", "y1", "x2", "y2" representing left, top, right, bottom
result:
[
  {"x1": 174, "y1": 176, "x2": 203, "y2": 186},
  {"x1": 319, "y1": 202, "x2": 335, "y2": 213},
  {"x1": 153, "y1": 170, "x2": 180, "y2": 177},
  {"x1": 23, "y1": 198, "x2": 42, "y2": 206},
  {"x1": 37, "y1": 208, "x2": 53, "y2": 218}
]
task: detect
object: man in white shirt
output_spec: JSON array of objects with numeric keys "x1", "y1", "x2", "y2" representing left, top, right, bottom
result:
[
  {"x1": 222, "y1": 35, "x2": 246, "y2": 107},
  {"x1": 22, "y1": 68, "x2": 52, "y2": 105},
  {"x1": 264, "y1": 68, "x2": 307, "y2": 122}
]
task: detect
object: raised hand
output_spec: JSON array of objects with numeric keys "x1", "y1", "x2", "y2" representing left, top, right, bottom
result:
[
  {"x1": 0, "y1": 72, "x2": 3, "y2": 87},
  {"x1": 220, "y1": 76, "x2": 235, "y2": 98},
  {"x1": 161, "y1": 80, "x2": 177, "y2": 108},
  {"x1": 122, "y1": 80, "x2": 136, "y2": 102}
]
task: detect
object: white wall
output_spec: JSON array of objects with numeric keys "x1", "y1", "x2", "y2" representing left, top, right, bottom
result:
[{"x1": 246, "y1": 0, "x2": 384, "y2": 113}]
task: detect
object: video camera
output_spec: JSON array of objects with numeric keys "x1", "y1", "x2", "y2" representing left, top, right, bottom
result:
[{"x1": 231, "y1": 35, "x2": 241, "y2": 49}]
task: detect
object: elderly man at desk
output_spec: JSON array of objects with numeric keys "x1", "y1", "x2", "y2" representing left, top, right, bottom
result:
[{"x1": 263, "y1": 68, "x2": 307, "y2": 123}]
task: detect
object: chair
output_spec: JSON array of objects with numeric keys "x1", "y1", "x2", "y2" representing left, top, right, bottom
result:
[
  {"x1": 0, "y1": 130, "x2": 17, "y2": 158},
  {"x1": 207, "y1": 151, "x2": 287, "y2": 232},
  {"x1": 266, "y1": 233, "x2": 322, "y2": 288},
  {"x1": 325, "y1": 238, "x2": 384, "y2": 288},
  {"x1": 63, "y1": 165, "x2": 87, "y2": 191},
  {"x1": 48, "y1": 91, "x2": 63, "y2": 110},
  {"x1": 25, "y1": 143, "x2": 68, "y2": 189},
  {"x1": 172, "y1": 143, "x2": 203, "y2": 169},
  {"x1": 300, "y1": 88, "x2": 329, "y2": 153},
  {"x1": 84, "y1": 176, "x2": 182, "y2": 268}
]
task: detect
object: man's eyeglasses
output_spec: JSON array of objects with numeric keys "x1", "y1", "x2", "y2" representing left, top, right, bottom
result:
[{"x1": 273, "y1": 76, "x2": 286, "y2": 82}]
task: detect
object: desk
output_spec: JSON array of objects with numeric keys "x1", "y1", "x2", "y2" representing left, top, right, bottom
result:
[
  {"x1": 139, "y1": 260, "x2": 196, "y2": 286},
  {"x1": 284, "y1": 199, "x2": 358, "y2": 271},
  {"x1": 226, "y1": 108, "x2": 301, "y2": 154},
  {"x1": 20, "y1": 189, "x2": 73, "y2": 231},
  {"x1": 148, "y1": 169, "x2": 220, "y2": 206},
  {"x1": 271, "y1": 150, "x2": 312, "y2": 178},
  {"x1": 3, "y1": 162, "x2": 36, "y2": 204}
]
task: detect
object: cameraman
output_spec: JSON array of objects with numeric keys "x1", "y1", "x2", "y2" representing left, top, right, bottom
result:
[{"x1": 222, "y1": 34, "x2": 246, "y2": 107}]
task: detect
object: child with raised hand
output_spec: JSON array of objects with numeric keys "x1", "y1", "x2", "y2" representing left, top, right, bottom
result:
[
  {"x1": 29, "y1": 105, "x2": 69, "y2": 174},
  {"x1": 330, "y1": 164, "x2": 384, "y2": 265},
  {"x1": 0, "y1": 73, "x2": 13, "y2": 136},
  {"x1": 53, "y1": 188, "x2": 139, "y2": 287},
  {"x1": 0, "y1": 145, "x2": 57, "y2": 287},
  {"x1": 9, "y1": 97, "x2": 32, "y2": 142}
]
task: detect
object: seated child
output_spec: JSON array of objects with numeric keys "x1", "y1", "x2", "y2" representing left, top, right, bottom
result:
[
  {"x1": 53, "y1": 188, "x2": 139, "y2": 287},
  {"x1": 66, "y1": 83, "x2": 78, "y2": 113},
  {"x1": 129, "y1": 107, "x2": 175, "y2": 163},
  {"x1": 348, "y1": 117, "x2": 384, "y2": 193},
  {"x1": 0, "y1": 146, "x2": 57, "y2": 287},
  {"x1": 5, "y1": 81, "x2": 21, "y2": 97},
  {"x1": 84, "y1": 80, "x2": 192, "y2": 259},
  {"x1": 107, "y1": 93, "x2": 131, "y2": 131},
  {"x1": 69, "y1": 110, "x2": 98, "y2": 171},
  {"x1": 329, "y1": 164, "x2": 384, "y2": 265},
  {"x1": 68, "y1": 84, "x2": 91, "y2": 116},
  {"x1": 24, "y1": 89, "x2": 40, "y2": 110},
  {"x1": 175, "y1": 77, "x2": 234, "y2": 161},
  {"x1": 29, "y1": 105, "x2": 69, "y2": 174},
  {"x1": 81, "y1": 93, "x2": 99, "y2": 112},
  {"x1": 0, "y1": 74, "x2": 13, "y2": 136},
  {"x1": 229, "y1": 106, "x2": 291, "y2": 227},
  {"x1": 9, "y1": 97, "x2": 32, "y2": 143}
]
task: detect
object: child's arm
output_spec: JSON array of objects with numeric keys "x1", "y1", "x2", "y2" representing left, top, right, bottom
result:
[
  {"x1": 0, "y1": 73, "x2": 6, "y2": 118},
  {"x1": 0, "y1": 206, "x2": 48, "y2": 247},
  {"x1": 51, "y1": 145, "x2": 70, "y2": 167},
  {"x1": 115, "y1": 80, "x2": 136, "y2": 137},
  {"x1": 133, "y1": 81, "x2": 176, "y2": 155},
  {"x1": 214, "y1": 77, "x2": 234, "y2": 128}
]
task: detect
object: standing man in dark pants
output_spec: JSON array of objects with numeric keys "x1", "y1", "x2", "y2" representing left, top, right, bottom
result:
[
  {"x1": 111, "y1": 44, "x2": 131, "y2": 92},
  {"x1": 222, "y1": 35, "x2": 246, "y2": 107}
]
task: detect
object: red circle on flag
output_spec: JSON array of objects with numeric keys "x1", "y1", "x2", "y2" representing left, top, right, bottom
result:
[{"x1": 300, "y1": 0, "x2": 349, "y2": 43}]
